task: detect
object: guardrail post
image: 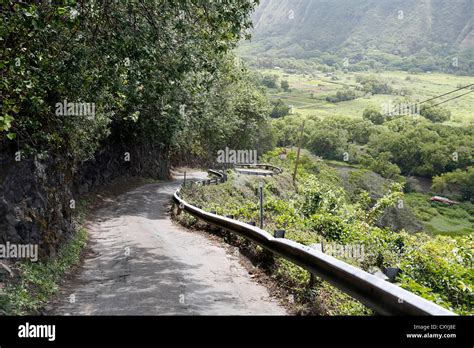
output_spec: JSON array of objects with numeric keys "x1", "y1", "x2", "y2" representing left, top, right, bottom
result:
[
  {"x1": 274, "y1": 230, "x2": 285, "y2": 238},
  {"x1": 183, "y1": 171, "x2": 186, "y2": 187},
  {"x1": 176, "y1": 203, "x2": 183, "y2": 216}
]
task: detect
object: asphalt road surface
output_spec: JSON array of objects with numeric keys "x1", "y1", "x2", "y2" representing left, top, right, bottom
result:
[{"x1": 51, "y1": 171, "x2": 286, "y2": 315}]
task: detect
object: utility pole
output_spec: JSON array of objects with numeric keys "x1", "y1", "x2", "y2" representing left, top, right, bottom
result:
[
  {"x1": 292, "y1": 120, "x2": 305, "y2": 188},
  {"x1": 259, "y1": 182, "x2": 264, "y2": 229}
]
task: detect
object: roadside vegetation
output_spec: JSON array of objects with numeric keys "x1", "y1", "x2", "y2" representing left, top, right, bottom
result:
[
  {"x1": 1, "y1": 2, "x2": 272, "y2": 167},
  {"x1": 0, "y1": 199, "x2": 89, "y2": 315},
  {"x1": 176, "y1": 149, "x2": 473, "y2": 315}
]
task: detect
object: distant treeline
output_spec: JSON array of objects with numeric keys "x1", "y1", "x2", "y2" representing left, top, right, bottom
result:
[
  {"x1": 242, "y1": 50, "x2": 474, "y2": 76},
  {"x1": 273, "y1": 114, "x2": 474, "y2": 201}
]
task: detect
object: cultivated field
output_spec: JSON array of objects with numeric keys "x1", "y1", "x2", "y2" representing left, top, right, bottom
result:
[{"x1": 260, "y1": 68, "x2": 474, "y2": 124}]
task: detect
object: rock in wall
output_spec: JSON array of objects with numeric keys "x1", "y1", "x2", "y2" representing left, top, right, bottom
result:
[{"x1": 0, "y1": 155, "x2": 74, "y2": 259}]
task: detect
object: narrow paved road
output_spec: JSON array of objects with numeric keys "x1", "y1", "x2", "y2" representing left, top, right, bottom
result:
[{"x1": 51, "y1": 171, "x2": 286, "y2": 315}]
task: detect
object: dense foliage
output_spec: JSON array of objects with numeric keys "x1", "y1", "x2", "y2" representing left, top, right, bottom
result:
[
  {"x1": 432, "y1": 167, "x2": 474, "y2": 202},
  {"x1": 273, "y1": 114, "x2": 474, "y2": 192},
  {"x1": 1, "y1": 0, "x2": 262, "y2": 166},
  {"x1": 270, "y1": 99, "x2": 291, "y2": 118}
]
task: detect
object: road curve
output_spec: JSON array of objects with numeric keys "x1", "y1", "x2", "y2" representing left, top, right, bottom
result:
[{"x1": 50, "y1": 171, "x2": 286, "y2": 315}]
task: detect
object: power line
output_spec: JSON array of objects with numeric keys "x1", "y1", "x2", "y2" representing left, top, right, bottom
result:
[
  {"x1": 384, "y1": 84, "x2": 474, "y2": 117},
  {"x1": 418, "y1": 83, "x2": 474, "y2": 105},
  {"x1": 429, "y1": 89, "x2": 474, "y2": 108}
]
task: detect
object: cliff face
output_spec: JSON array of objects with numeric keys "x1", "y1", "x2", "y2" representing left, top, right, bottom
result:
[{"x1": 245, "y1": 0, "x2": 474, "y2": 57}]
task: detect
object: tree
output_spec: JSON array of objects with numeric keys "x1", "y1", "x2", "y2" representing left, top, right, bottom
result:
[
  {"x1": 356, "y1": 75, "x2": 394, "y2": 95},
  {"x1": 362, "y1": 106, "x2": 385, "y2": 125},
  {"x1": 172, "y1": 56, "x2": 273, "y2": 163},
  {"x1": 272, "y1": 115, "x2": 305, "y2": 147},
  {"x1": 360, "y1": 152, "x2": 401, "y2": 180},
  {"x1": 326, "y1": 88, "x2": 357, "y2": 103},
  {"x1": 270, "y1": 99, "x2": 291, "y2": 118},
  {"x1": 260, "y1": 74, "x2": 279, "y2": 89},
  {"x1": 432, "y1": 167, "x2": 474, "y2": 202},
  {"x1": 281, "y1": 80, "x2": 290, "y2": 92},
  {"x1": 420, "y1": 105, "x2": 451, "y2": 123},
  {"x1": 308, "y1": 126, "x2": 348, "y2": 159},
  {"x1": 1, "y1": 1, "x2": 258, "y2": 167}
]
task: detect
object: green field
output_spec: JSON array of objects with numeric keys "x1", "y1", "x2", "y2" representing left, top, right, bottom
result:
[
  {"x1": 260, "y1": 68, "x2": 474, "y2": 124},
  {"x1": 405, "y1": 193, "x2": 474, "y2": 236}
]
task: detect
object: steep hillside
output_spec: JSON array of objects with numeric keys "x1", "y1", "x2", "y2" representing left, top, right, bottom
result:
[{"x1": 240, "y1": 0, "x2": 474, "y2": 74}]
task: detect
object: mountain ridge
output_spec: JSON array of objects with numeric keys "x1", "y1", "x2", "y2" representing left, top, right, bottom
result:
[{"x1": 240, "y1": 0, "x2": 474, "y2": 73}]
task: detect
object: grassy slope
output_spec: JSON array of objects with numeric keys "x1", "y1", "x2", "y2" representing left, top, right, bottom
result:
[{"x1": 176, "y1": 150, "x2": 472, "y2": 315}]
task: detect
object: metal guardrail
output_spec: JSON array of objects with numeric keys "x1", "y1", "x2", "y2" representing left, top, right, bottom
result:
[
  {"x1": 234, "y1": 163, "x2": 283, "y2": 175},
  {"x1": 173, "y1": 168, "x2": 456, "y2": 316}
]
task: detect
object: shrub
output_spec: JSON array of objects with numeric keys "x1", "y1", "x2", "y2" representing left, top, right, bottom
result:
[
  {"x1": 432, "y1": 167, "x2": 474, "y2": 202},
  {"x1": 356, "y1": 75, "x2": 394, "y2": 94},
  {"x1": 308, "y1": 214, "x2": 350, "y2": 242},
  {"x1": 362, "y1": 105, "x2": 385, "y2": 125},
  {"x1": 326, "y1": 88, "x2": 358, "y2": 103},
  {"x1": 398, "y1": 234, "x2": 473, "y2": 314},
  {"x1": 420, "y1": 105, "x2": 451, "y2": 123}
]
